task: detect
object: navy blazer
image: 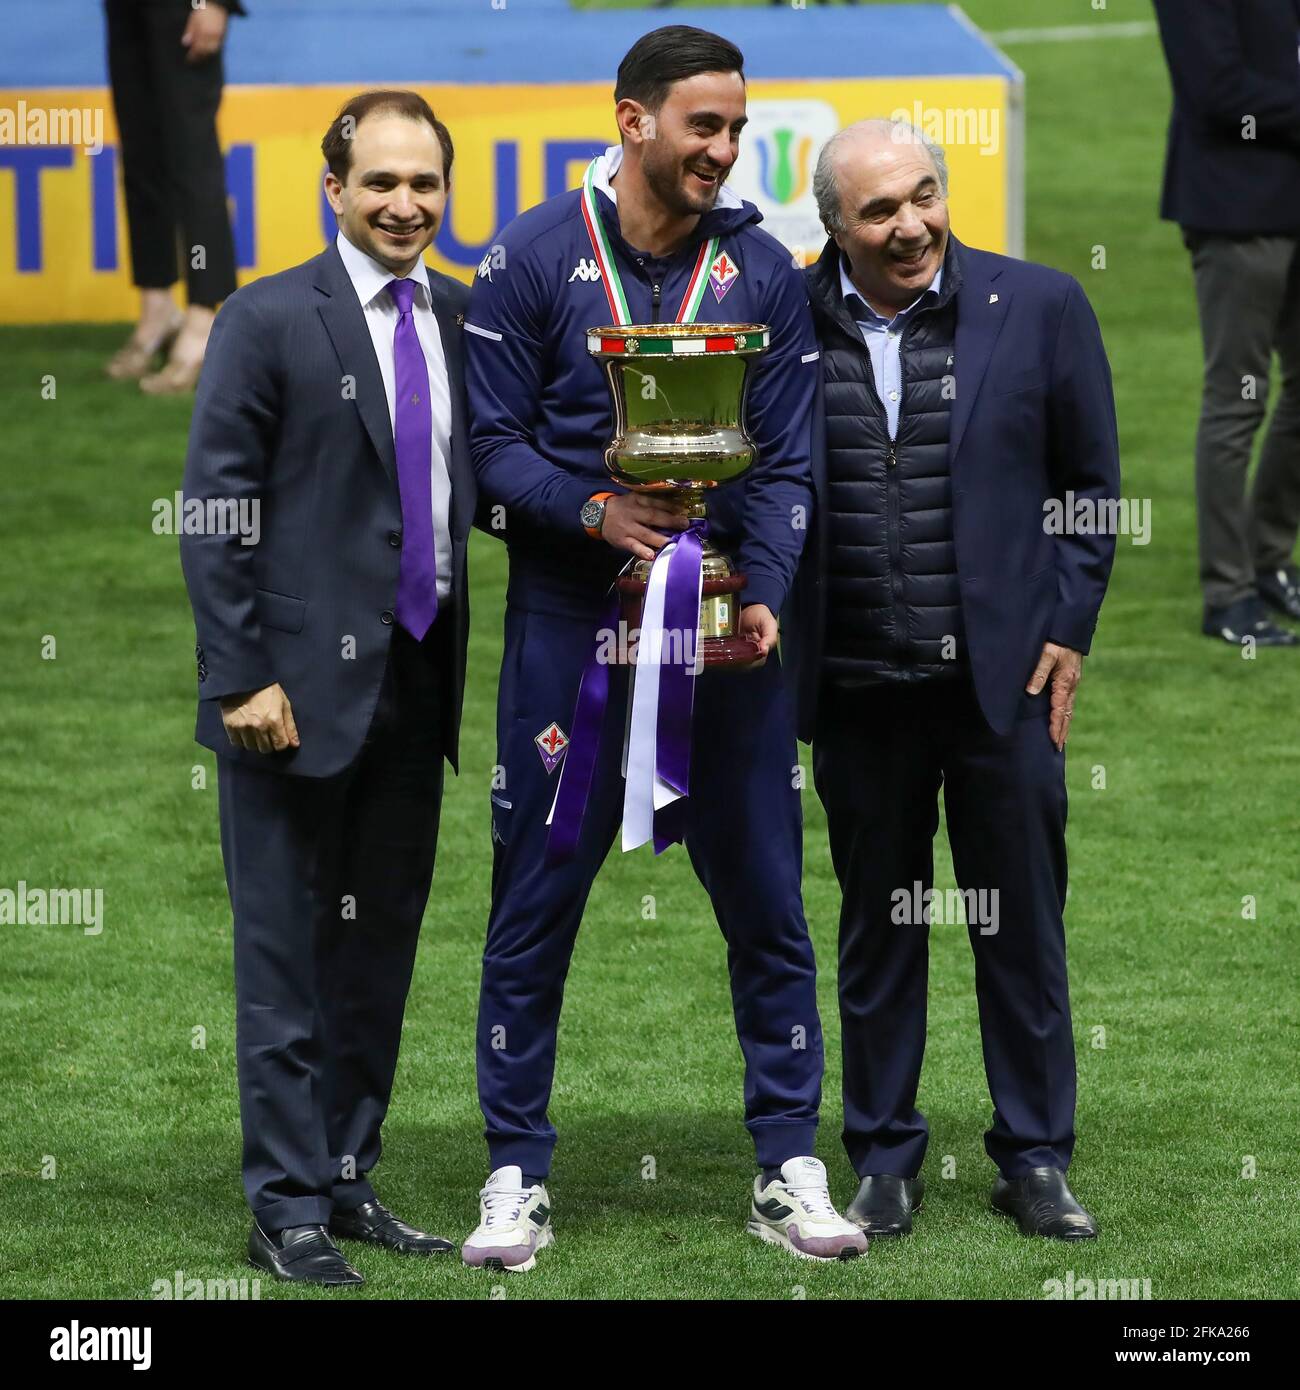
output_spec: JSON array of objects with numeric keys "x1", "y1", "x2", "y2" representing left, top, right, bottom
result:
[
  {"x1": 785, "y1": 235, "x2": 1121, "y2": 743},
  {"x1": 180, "y1": 241, "x2": 475, "y2": 778},
  {"x1": 1153, "y1": 0, "x2": 1300, "y2": 235}
]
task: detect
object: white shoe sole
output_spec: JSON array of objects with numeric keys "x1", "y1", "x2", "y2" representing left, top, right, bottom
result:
[
  {"x1": 464, "y1": 1223, "x2": 553, "y2": 1274},
  {"x1": 746, "y1": 1217, "x2": 866, "y2": 1263}
]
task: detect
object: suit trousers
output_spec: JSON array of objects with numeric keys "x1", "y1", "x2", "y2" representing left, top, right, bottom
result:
[
  {"x1": 812, "y1": 676, "x2": 1076, "y2": 1181},
  {"x1": 105, "y1": 0, "x2": 238, "y2": 305},
  {"x1": 1186, "y1": 231, "x2": 1300, "y2": 606},
  {"x1": 217, "y1": 623, "x2": 446, "y2": 1234}
]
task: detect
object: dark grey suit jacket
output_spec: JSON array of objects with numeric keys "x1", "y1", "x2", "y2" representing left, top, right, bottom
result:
[
  {"x1": 180, "y1": 241, "x2": 474, "y2": 777},
  {"x1": 1153, "y1": 0, "x2": 1300, "y2": 235}
]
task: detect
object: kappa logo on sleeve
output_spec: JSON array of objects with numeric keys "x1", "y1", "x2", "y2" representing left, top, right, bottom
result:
[
  {"x1": 476, "y1": 252, "x2": 495, "y2": 282},
  {"x1": 534, "y1": 722, "x2": 569, "y2": 774}
]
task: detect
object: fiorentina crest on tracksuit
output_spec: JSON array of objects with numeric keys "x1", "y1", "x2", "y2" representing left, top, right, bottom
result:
[
  {"x1": 535, "y1": 721, "x2": 569, "y2": 774},
  {"x1": 709, "y1": 251, "x2": 740, "y2": 303}
]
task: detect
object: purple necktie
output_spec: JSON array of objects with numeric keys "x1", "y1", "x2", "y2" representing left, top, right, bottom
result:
[{"x1": 385, "y1": 277, "x2": 438, "y2": 641}]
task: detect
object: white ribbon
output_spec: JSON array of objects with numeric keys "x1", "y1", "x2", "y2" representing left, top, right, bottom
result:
[{"x1": 621, "y1": 540, "x2": 701, "y2": 851}]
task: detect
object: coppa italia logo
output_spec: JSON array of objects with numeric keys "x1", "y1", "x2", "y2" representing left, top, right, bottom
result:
[
  {"x1": 727, "y1": 100, "x2": 840, "y2": 265},
  {"x1": 756, "y1": 128, "x2": 813, "y2": 206}
]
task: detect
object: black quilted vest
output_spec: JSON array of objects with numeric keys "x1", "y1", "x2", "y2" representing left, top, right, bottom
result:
[{"x1": 805, "y1": 239, "x2": 966, "y2": 686}]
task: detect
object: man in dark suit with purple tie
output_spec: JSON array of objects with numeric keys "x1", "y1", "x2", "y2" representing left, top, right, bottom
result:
[{"x1": 180, "y1": 90, "x2": 474, "y2": 1286}]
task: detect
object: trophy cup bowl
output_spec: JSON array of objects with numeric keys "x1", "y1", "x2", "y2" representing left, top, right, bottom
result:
[{"x1": 587, "y1": 321, "x2": 771, "y2": 669}]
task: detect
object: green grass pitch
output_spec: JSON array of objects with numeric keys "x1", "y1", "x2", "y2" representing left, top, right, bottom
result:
[{"x1": 1, "y1": 0, "x2": 1298, "y2": 1300}]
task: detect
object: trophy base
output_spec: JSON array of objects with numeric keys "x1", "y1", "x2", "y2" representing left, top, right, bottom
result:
[{"x1": 614, "y1": 548, "x2": 763, "y2": 671}]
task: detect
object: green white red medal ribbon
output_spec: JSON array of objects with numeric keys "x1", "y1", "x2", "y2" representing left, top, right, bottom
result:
[
  {"x1": 548, "y1": 160, "x2": 721, "y2": 860},
  {"x1": 579, "y1": 157, "x2": 718, "y2": 327}
]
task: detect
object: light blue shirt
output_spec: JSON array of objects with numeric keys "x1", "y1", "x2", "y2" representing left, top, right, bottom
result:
[{"x1": 838, "y1": 254, "x2": 944, "y2": 441}]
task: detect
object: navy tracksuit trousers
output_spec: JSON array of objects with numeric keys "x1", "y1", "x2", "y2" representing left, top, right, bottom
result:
[{"x1": 477, "y1": 604, "x2": 824, "y2": 1177}]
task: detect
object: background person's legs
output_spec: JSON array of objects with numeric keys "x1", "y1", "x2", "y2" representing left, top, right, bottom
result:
[
  {"x1": 1189, "y1": 233, "x2": 1294, "y2": 613},
  {"x1": 1250, "y1": 238, "x2": 1300, "y2": 604},
  {"x1": 104, "y1": 0, "x2": 184, "y2": 375},
  {"x1": 136, "y1": 0, "x2": 238, "y2": 391}
]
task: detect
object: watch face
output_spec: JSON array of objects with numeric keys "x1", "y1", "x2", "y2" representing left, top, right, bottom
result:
[{"x1": 581, "y1": 500, "x2": 604, "y2": 529}]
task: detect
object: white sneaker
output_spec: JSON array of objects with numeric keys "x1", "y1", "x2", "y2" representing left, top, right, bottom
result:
[
  {"x1": 462, "y1": 1165, "x2": 554, "y2": 1273},
  {"x1": 747, "y1": 1156, "x2": 869, "y2": 1261}
]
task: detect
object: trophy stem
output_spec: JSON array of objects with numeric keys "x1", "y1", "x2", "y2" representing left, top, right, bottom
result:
[{"x1": 677, "y1": 486, "x2": 708, "y2": 521}]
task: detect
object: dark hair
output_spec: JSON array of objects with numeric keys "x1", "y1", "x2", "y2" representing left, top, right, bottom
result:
[
  {"x1": 614, "y1": 25, "x2": 745, "y2": 114},
  {"x1": 321, "y1": 90, "x2": 454, "y2": 184}
]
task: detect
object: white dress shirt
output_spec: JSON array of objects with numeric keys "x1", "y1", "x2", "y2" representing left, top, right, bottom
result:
[{"x1": 336, "y1": 230, "x2": 454, "y2": 603}]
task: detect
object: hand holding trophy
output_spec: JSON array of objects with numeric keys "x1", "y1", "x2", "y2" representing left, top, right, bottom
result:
[
  {"x1": 587, "y1": 321, "x2": 771, "y2": 669},
  {"x1": 549, "y1": 319, "x2": 774, "y2": 864}
]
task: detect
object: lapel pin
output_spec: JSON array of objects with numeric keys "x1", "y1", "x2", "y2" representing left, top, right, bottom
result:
[
  {"x1": 455, "y1": 312, "x2": 464, "y2": 326},
  {"x1": 989, "y1": 293, "x2": 999, "y2": 304}
]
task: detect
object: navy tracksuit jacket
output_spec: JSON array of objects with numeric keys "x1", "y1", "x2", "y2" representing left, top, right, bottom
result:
[{"x1": 464, "y1": 151, "x2": 824, "y2": 1174}]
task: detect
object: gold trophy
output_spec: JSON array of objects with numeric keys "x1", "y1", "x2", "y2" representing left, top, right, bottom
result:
[{"x1": 586, "y1": 321, "x2": 771, "y2": 668}]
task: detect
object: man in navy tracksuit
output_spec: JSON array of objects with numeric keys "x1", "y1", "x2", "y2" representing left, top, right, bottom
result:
[{"x1": 460, "y1": 27, "x2": 867, "y2": 1271}]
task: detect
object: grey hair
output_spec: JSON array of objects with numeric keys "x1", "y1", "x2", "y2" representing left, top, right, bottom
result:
[{"x1": 812, "y1": 117, "x2": 949, "y2": 234}]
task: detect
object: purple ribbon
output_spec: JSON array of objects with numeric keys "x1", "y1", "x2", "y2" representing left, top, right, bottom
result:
[
  {"x1": 546, "y1": 519, "x2": 707, "y2": 865},
  {"x1": 652, "y1": 519, "x2": 705, "y2": 853},
  {"x1": 545, "y1": 589, "x2": 618, "y2": 867}
]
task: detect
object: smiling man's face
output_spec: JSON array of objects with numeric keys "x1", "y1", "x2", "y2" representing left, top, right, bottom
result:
[
  {"x1": 831, "y1": 128, "x2": 949, "y2": 316},
  {"x1": 324, "y1": 111, "x2": 448, "y2": 275},
  {"x1": 631, "y1": 70, "x2": 748, "y2": 218}
]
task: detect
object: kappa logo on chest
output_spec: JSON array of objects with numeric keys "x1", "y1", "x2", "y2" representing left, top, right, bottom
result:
[{"x1": 568, "y1": 258, "x2": 602, "y2": 284}]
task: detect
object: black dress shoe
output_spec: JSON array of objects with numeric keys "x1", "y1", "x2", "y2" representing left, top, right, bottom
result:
[
  {"x1": 248, "y1": 1223, "x2": 365, "y2": 1285},
  {"x1": 991, "y1": 1168, "x2": 1097, "y2": 1240},
  {"x1": 329, "y1": 1199, "x2": 454, "y2": 1255},
  {"x1": 1257, "y1": 565, "x2": 1300, "y2": 622},
  {"x1": 1203, "y1": 595, "x2": 1298, "y2": 647},
  {"x1": 845, "y1": 1174, "x2": 924, "y2": 1237}
]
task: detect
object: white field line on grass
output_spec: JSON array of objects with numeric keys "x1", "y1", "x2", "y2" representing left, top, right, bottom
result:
[{"x1": 988, "y1": 20, "x2": 1157, "y2": 45}]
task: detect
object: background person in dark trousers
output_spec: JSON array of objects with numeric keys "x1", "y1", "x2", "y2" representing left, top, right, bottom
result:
[
  {"x1": 104, "y1": 0, "x2": 243, "y2": 394},
  {"x1": 181, "y1": 91, "x2": 475, "y2": 1286},
  {"x1": 787, "y1": 118, "x2": 1120, "y2": 1242},
  {"x1": 1153, "y1": 0, "x2": 1300, "y2": 646}
]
